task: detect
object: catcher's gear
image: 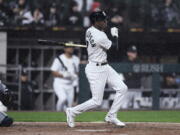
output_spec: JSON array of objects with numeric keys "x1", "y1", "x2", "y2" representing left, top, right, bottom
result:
[
  {"x1": 0, "y1": 81, "x2": 12, "y2": 106},
  {"x1": 0, "y1": 112, "x2": 13, "y2": 127},
  {"x1": 89, "y1": 10, "x2": 107, "y2": 24}
]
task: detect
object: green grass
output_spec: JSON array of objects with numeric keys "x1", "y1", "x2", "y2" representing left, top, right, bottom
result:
[{"x1": 7, "y1": 111, "x2": 180, "y2": 123}]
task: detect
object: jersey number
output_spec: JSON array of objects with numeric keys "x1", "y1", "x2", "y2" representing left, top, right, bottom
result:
[
  {"x1": 86, "y1": 41, "x2": 96, "y2": 47},
  {"x1": 86, "y1": 32, "x2": 96, "y2": 47}
]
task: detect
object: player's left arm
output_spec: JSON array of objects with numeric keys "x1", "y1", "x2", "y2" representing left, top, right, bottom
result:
[
  {"x1": 110, "y1": 27, "x2": 119, "y2": 50},
  {"x1": 96, "y1": 27, "x2": 119, "y2": 50},
  {"x1": 96, "y1": 35, "x2": 112, "y2": 50}
]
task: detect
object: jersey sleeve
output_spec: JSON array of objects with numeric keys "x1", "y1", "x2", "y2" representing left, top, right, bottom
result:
[
  {"x1": 96, "y1": 33, "x2": 112, "y2": 50},
  {"x1": 50, "y1": 58, "x2": 62, "y2": 72}
]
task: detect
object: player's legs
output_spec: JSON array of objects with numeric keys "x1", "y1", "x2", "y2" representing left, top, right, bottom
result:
[
  {"x1": 53, "y1": 82, "x2": 67, "y2": 111},
  {"x1": 66, "y1": 85, "x2": 74, "y2": 107},
  {"x1": 66, "y1": 64, "x2": 108, "y2": 127},
  {"x1": 107, "y1": 65, "x2": 128, "y2": 114},
  {"x1": 70, "y1": 70, "x2": 108, "y2": 116},
  {"x1": 106, "y1": 66, "x2": 127, "y2": 126},
  {"x1": 120, "y1": 91, "x2": 133, "y2": 109},
  {"x1": 66, "y1": 67, "x2": 108, "y2": 127}
]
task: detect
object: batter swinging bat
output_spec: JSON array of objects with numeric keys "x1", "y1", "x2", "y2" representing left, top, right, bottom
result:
[{"x1": 38, "y1": 39, "x2": 87, "y2": 48}]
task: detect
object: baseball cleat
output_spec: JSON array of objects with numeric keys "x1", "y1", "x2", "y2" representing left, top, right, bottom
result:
[
  {"x1": 105, "y1": 115, "x2": 125, "y2": 127},
  {"x1": 65, "y1": 108, "x2": 75, "y2": 128}
]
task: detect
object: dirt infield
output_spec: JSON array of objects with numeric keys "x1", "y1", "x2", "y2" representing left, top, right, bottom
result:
[{"x1": 0, "y1": 122, "x2": 180, "y2": 135}]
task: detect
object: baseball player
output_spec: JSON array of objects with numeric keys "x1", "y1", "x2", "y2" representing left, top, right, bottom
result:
[
  {"x1": 0, "y1": 81, "x2": 13, "y2": 127},
  {"x1": 51, "y1": 47, "x2": 80, "y2": 111},
  {"x1": 66, "y1": 10, "x2": 128, "y2": 128}
]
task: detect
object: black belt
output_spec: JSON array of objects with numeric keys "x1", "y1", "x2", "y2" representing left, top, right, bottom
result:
[{"x1": 96, "y1": 62, "x2": 108, "y2": 66}]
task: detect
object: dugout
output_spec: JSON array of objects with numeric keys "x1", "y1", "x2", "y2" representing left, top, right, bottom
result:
[{"x1": 79, "y1": 63, "x2": 180, "y2": 110}]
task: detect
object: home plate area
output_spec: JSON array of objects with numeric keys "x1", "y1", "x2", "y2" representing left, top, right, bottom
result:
[{"x1": 0, "y1": 122, "x2": 180, "y2": 135}]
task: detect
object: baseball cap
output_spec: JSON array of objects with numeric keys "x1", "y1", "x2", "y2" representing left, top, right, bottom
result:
[
  {"x1": 51, "y1": 3, "x2": 57, "y2": 8},
  {"x1": 127, "y1": 45, "x2": 137, "y2": 53},
  {"x1": 21, "y1": 69, "x2": 27, "y2": 76}
]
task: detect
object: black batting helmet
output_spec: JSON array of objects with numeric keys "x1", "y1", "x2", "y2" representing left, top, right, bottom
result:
[{"x1": 89, "y1": 10, "x2": 107, "y2": 24}]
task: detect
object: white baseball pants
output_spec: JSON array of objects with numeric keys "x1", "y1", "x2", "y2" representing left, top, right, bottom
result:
[
  {"x1": 53, "y1": 81, "x2": 74, "y2": 111},
  {"x1": 71, "y1": 62, "x2": 128, "y2": 116}
]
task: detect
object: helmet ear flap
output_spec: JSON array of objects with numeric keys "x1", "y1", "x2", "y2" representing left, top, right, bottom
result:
[
  {"x1": 92, "y1": 16, "x2": 97, "y2": 24},
  {"x1": 90, "y1": 13, "x2": 96, "y2": 24},
  {"x1": 89, "y1": 15, "x2": 94, "y2": 24}
]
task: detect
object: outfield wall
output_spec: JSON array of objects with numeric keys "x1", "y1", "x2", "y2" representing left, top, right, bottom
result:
[{"x1": 79, "y1": 64, "x2": 180, "y2": 110}]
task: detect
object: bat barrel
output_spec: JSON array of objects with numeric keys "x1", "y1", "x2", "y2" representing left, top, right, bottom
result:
[{"x1": 37, "y1": 39, "x2": 87, "y2": 48}]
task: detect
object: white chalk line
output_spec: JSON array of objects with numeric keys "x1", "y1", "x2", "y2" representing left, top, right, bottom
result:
[
  {"x1": 75, "y1": 129, "x2": 128, "y2": 134},
  {"x1": 75, "y1": 129, "x2": 108, "y2": 132},
  {"x1": 15, "y1": 121, "x2": 180, "y2": 125}
]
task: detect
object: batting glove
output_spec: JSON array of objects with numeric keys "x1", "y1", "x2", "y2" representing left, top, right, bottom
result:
[
  {"x1": 111, "y1": 27, "x2": 118, "y2": 38},
  {"x1": 62, "y1": 72, "x2": 72, "y2": 80},
  {"x1": 70, "y1": 73, "x2": 78, "y2": 81}
]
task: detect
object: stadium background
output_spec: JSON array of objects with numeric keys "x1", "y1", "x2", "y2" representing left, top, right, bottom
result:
[{"x1": 0, "y1": 0, "x2": 180, "y2": 117}]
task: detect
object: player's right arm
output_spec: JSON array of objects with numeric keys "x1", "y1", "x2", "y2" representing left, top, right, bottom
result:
[
  {"x1": 92, "y1": 28, "x2": 119, "y2": 50},
  {"x1": 96, "y1": 35, "x2": 112, "y2": 50},
  {"x1": 51, "y1": 58, "x2": 64, "y2": 78},
  {"x1": 51, "y1": 58, "x2": 73, "y2": 79},
  {"x1": 51, "y1": 71, "x2": 64, "y2": 78},
  {"x1": 86, "y1": 30, "x2": 112, "y2": 50}
]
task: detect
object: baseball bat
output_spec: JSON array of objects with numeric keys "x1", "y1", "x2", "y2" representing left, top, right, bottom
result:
[
  {"x1": 115, "y1": 37, "x2": 119, "y2": 50},
  {"x1": 37, "y1": 39, "x2": 87, "y2": 48}
]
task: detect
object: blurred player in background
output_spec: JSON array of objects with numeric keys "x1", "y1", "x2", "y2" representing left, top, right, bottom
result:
[
  {"x1": 20, "y1": 70, "x2": 35, "y2": 110},
  {"x1": 0, "y1": 81, "x2": 13, "y2": 127},
  {"x1": 122, "y1": 45, "x2": 142, "y2": 109},
  {"x1": 162, "y1": 73, "x2": 178, "y2": 89},
  {"x1": 51, "y1": 47, "x2": 80, "y2": 111},
  {"x1": 123, "y1": 45, "x2": 141, "y2": 88}
]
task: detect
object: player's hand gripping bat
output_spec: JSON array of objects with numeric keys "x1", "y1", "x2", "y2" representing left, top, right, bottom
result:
[
  {"x1": 37, "y1": 39, "x2": 87, "y2": 48},
  {"x1": 110, "y1": 27, "x2": 119, "y2": 50}
]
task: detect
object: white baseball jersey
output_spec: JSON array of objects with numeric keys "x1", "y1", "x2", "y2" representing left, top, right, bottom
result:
[
  {"x1": 70, "y1": 26, "x2": 128, "y2": 119},
  {"x1": 86, "y1": 26, "x2": 112, "y2": 63},
  {"x1": 51, "y1": 54, "x2": 80, "y2": 84}
]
